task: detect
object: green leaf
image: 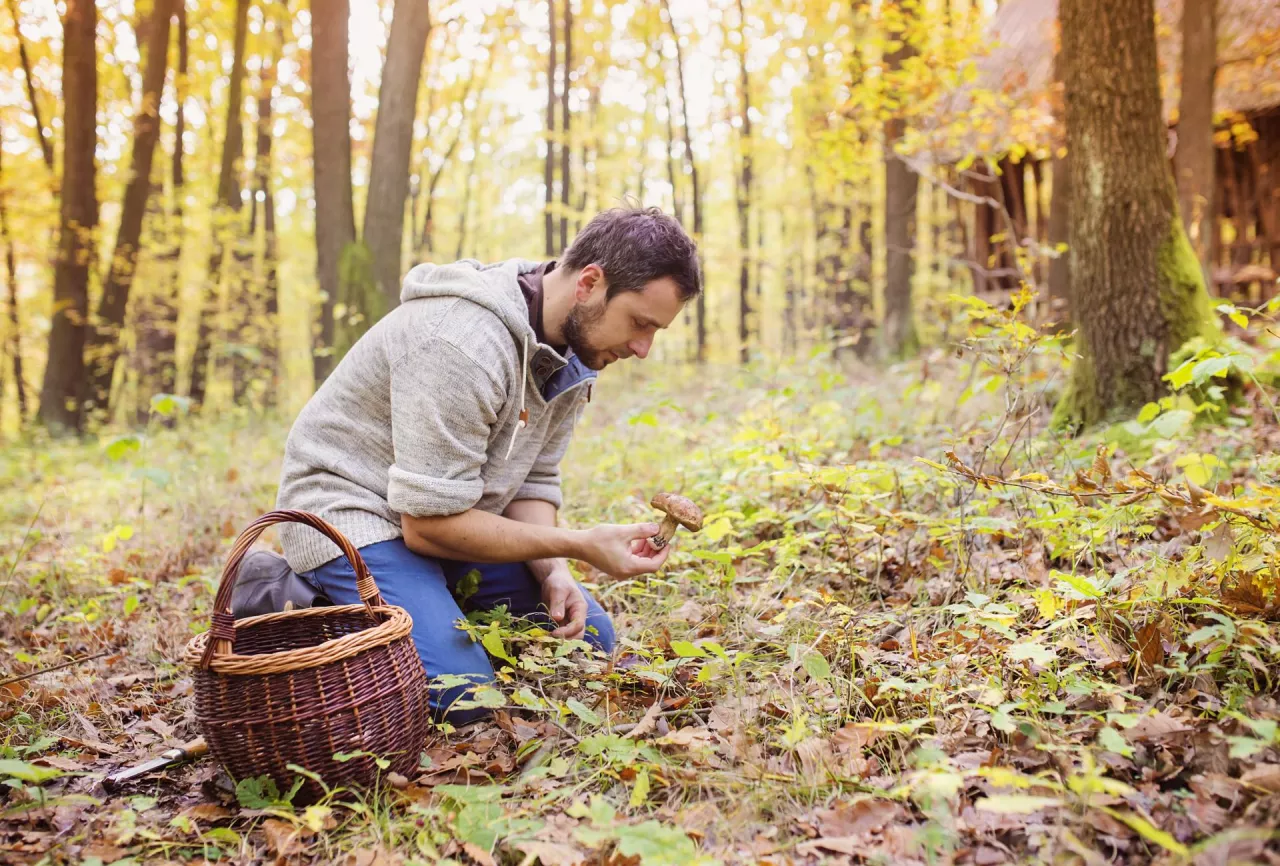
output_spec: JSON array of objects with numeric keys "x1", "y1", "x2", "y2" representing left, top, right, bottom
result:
[
  {"x1": 628, "y1": 411, "x2": 659, "y2": 427},
  {"x1": 802, "y1": 652, "x2": 832, "y2": 681},
  {"x1": 565, "y1": 698, "x2": 601, "y2": 726},
  {"x1": 1164, "y1": 360, "x2": 1196, "y2": 390},
  {"x1": 629, "y1": 767, "x2": 651, "y2": 807},
  {"x1": 670, "y1": 640, "x2": 706, "y2": 658},
  {"x1": 1149, "y1": 409, "x2": 1193, "y2": 439},
  {"x1": 0, "y1": 760, "x2": 63, "y2": 784},
  {"x1": 481, "y1": 628, "x2": 516, "y2": 665},
  {"x1": 234, "y1": 775, "x2": 283, "y2": 809},
  {"x1": 105, "y1": 435, "x2": 142, "y2": 462},
  {"x1": 149, "y1": 393, "x2": 190, "y2": 417},
  {"x1": 974, "y1": 795, "x2": 1061, "y2": 814},
  {"x1": 1102, "y1": 808, "x2": 1189, "y2": 856},
  {"x1": 1191, "y1": 356, "x2": 1233, "y2": 384},
  {"x1": 614, "y1": 821, "x2": 699, "y2": 866},
  {"x1": 1006, "y1": 641, "x2": 1056, "y2": 666},
  {"x1": 123, "y1": 595, "x2": 139, "y2": 617},
  {"x1": 1136, "y1": 402, "x2": 1161, "y2": 423},
  {"x1": 1097, "y1": 726, "x2": 1133, "y2": 758},
  {"x1": 468, "y1": 686, "x2": 507, "y2": 709}
]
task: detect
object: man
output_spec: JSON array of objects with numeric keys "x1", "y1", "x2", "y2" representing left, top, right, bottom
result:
[{"x1": 254, "y1": 207, "x2": 700, "y2": 724}]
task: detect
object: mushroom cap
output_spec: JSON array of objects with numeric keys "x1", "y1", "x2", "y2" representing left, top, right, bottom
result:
[{"x1": 650, "y1": 492, "x2": 704, "y2": 531}]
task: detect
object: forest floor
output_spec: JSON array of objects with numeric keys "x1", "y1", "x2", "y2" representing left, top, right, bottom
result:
[{"x1": 4, "y1": 302, "x2": 1280, "y2": 865}]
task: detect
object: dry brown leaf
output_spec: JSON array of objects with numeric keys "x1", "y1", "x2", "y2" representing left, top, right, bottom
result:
[
  {"x1": 624, "y1": 701, "x2": 663, "y2": 740},
  {"x1": 461, "y1": 841, "x2": 496, "y2": 866},
  {"x1": 182, "y1": 803, "x2": 234, "y2": 822},
  {"x1": 515, "y1": 840, "x2": 590, "y2": 866},
  {"x1": 1122, "y1": 712, "x2": 1191, "y2": 743},
  {"x1": 1240, "y1": 764, "x2": 1280, "y2": 793},
  {"x1": 108, "y1": 568, "x2": 129, "y2": 585},
  {"x1": 261, "y1": 818, "x2": 308, "y2": 858},
  {"x1": 797, "y1": 836, "x2": 862, "y2": 856},
  {"x1": 815, "y1": 798, "x2": 900, "y2": 838},
  {"x1": 832, "y1": 722, "x2": 883, "y2": 753},
  {"x1": 1133, "y1": 622, "x2": 1165, "y2": 674}
]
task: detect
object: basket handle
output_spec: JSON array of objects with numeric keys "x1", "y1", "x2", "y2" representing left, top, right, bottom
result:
[{"x1": 199, "y1": 510, "x2": 383, "y2": 668}]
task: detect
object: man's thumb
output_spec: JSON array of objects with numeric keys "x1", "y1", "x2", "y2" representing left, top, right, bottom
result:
[{"x1": 634, "y1": 523, "x2": 660, "y2": 538}]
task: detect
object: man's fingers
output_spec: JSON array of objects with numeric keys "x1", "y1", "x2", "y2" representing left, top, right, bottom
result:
[
  {"x1": 630, "y1": 523, "x2": 661, "y2": 539},
  {"x1": 552, "y1": 594, "x2": 587, "y2": 639}
]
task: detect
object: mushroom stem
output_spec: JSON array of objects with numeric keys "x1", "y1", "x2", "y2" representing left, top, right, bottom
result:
[{"x1": 651, "y1": 514, "x2": 680, "y2": 549}]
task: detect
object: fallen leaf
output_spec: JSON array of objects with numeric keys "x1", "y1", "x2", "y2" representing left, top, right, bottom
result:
[
  {"x1": 624, "y1": 700, "x2": 663, "y2": 740},
  {"x1": 261, "y1": 818, "x2": 309, "y2": 857},
  {"x1": 1240, "y1": 764, "x2": 1280, "y2": 793},
  {"x1": 461, "y1": 841, "x2": 496, "y2": 866},
  {"x1": 815, "y1": 798, "x2": 900, "y2": 838},
  {"x1": 797, "y1": 836, "x2": 861, "y2": 856},
  {"x1": 108, "y1": 568, "x2": 129, "y2": 585},
  {"x1": 1133, "y1": 622, "x2": 1164, "y2": 673},
  {"x1": 516, "y1": 840, "x2": 588, "y2": 866},
  {"x1": 182, "y1": 803, "x2": 234, "y2": 822}
]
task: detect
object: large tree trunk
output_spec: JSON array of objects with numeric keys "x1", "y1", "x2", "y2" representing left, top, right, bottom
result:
[
  {"x1": 310, "y1": 0, "x2": 357, "y2": 383},
  {"x1": 364, "y1": 0, "x2": 431, "y2": 311},
  {"x1": 189, "y1": 0, "x2": 249, "y2": 408},
  {"x1": 881, "y1": 6, "x2": 919, "y2": 360},
  {"x1": 137, "y1": 0, "x2": 187, "y2": 414},
  {"x1": 1174, "y1": 0, "x2": 1216, "y2": 287},
  {"x1": 559, "y1": 0, "x2": 572, "y2": 251},
  {"x1": 734, "y1": 0, "x2": 753, "y2": 364},
  {"x1": 0, "y1": 121, "x2": 26, "y2": 422},
  {"x1": 85, "y1": 0, "x2": 175, "y2": 414},
  {"x1": 1054, "y1": 0, "x2": 1219, "y2": 427},
  {"x1": 544, "y1": 0, "x2": 557, "y2": 256},
  {"x1": 661, "y1": 0, "x2": 705, "y2": 361},
  {"x1": 6, "y1": 0, "x2": 54, "y2": 177},
  {"x1": 37, "y1": 0, "x2": 97, "y2": 434}
]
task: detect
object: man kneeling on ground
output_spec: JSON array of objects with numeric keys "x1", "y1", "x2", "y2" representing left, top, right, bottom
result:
[{"x1": 238, "y1": 207, "x2": 701, "y2": 724}]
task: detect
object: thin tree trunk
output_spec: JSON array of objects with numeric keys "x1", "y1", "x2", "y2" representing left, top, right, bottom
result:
[
  {"x1": 734, "y1": 0, "x2": 753, "y2": 364},
  {"x1": 190, "y1": 0, "x2": 248, "y2": 407},
  {"x1": 1055, "y1": 0, "x2": 1219, "y2": 426},
  {"x1": 310, "y1": 0, "x2": 357, "y2": 382},
  {"x1": 138, "y1": 0, "x2": 187, "y2": 413},
  {"x1": 1174, "y1": 0, "x2": 1216, "y2": 286},
  {"x1": 661, "y1": 0, "x2": 705, "y2": 361},
  {"x1": 545, "y1": 0, "x2": 557, "y2": 256},
  {"x1": 6, "y1": 0, "x2": 53, "y2": 177},
  {"x1": 85, "y1": 0, "x2": 175, "y2": 414},
  {"x1": 560, "y1": 0, "x2": 572, "y2": 250},
  {"x1": 418, "y1": 57, "x2": 487, "y2": 258},
  {"x1": 662, "y1": 78, "x2": 682, "y2": 223},
  {"x1": 37, "y1": 0, "x2": 97, "y2": 434},
  {"x1": 881, "y1": 4, "x2": 919, "y2": 359},
  {"x1": 0, "y1": 122, "x2": 26, "y2": 421},
  {"x1": 255, "y1": 40, "x2": 280, "y2": 406},
  {"x1": 364, "y1": 0, "x2": 431, "y2": 311}
]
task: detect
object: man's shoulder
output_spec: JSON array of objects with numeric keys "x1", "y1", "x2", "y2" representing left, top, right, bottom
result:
[{"x1": 388, "y1": 295, "x2": 519, "y2": 378}]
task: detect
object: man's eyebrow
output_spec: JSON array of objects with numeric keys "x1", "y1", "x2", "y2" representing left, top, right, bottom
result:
[{"x1": 637, "y1": 315, "x2": 666, "y2": 330}]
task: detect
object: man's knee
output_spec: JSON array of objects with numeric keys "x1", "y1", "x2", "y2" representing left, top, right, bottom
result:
[{"x1": 583, "y1": 595, "x2": 616, "y2": 654}]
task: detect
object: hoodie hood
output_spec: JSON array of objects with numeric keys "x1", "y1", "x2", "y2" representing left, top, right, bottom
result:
[
  {"x1": 400, "y1": 257, "x2": 577, "y2": 461},
  {"x1": 400, "y1": 257, "x2": 542, "y2": 347}
]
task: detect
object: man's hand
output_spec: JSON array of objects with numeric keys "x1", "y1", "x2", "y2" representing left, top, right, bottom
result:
[
  {"x1": 580, "y1": 523, "x2": 671, "y2": 577},
  {"x1": 540, "y1": 566, "x2": 588, "y2": 639}
]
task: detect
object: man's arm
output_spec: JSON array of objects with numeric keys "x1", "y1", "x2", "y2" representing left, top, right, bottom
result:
[
  {"x1": 400, "y1": 509, "x2": 670, "y2": 578},
  {"x1": 503, "y1": 498, "x2": 568, "y2": 583}
]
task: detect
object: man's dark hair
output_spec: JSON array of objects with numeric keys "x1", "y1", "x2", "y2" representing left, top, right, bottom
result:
[{"x1": 560, "y1": 207, "x2": 702, "y2": 301}]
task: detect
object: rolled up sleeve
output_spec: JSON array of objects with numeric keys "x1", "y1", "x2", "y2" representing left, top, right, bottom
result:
[{"x1": 387, "y1": 339, "x2": 504, "y2": 517}]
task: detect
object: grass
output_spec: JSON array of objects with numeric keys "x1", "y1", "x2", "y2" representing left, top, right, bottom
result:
[{"x1": 3, "y1": 301, "x2": 1280, "y2": 864}]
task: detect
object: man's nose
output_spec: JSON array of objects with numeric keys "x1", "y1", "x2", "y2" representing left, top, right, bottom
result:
[{"x1": 628, "y1": 335, "x2": 653, "y2": 359}]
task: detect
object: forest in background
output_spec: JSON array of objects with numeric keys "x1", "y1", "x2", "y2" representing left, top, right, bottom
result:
[{"x1": 9, "y1": 0, "x2": 1280, "y2": 864}]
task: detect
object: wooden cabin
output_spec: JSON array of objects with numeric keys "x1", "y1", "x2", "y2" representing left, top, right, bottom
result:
[{"x1": 935, "y1": 0, "x2": 1280, "y2": 302}]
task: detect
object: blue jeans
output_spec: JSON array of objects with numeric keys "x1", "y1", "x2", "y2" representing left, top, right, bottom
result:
[{"x1": 301, "y1": 538, "x2": 615, "y2": 724}]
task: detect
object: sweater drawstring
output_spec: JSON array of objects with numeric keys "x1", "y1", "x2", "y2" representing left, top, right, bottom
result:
[{"x1": 505, "y1": 335, "x2": 530, "y2": 460}]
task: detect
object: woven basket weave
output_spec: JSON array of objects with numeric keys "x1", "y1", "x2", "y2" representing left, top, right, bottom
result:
[{"x1": 185, "y1": 510, "x2": 429, "y2": 801}]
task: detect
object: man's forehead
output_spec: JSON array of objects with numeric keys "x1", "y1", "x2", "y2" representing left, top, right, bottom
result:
[{"x1": 617, "y1": 277, "x2": 684, "y2": 327}]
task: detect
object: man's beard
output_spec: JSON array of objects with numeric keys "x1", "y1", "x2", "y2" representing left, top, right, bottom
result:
[{"x1": 562, "y1": 299, "x2": 610, "y2": 369}]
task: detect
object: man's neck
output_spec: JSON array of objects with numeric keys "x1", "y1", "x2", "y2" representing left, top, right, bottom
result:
[{"x1": 541, "y1": 264, "x2": 573, "y2": 347}]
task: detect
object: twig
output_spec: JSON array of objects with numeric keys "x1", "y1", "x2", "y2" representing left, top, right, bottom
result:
[
  {"x1": 0, "y1": 650, "x2": 110, "y2": 688},
  {"x1": 0, "y1": 497, "x2": 46, "y2": 608}
]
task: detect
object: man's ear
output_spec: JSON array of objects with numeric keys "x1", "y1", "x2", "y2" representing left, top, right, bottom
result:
[{"x1": 576, "y1": 264, "x2": 607, "y2": 302}]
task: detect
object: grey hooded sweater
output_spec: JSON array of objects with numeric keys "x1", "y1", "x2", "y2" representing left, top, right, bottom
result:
[{"x1": 275, "y1": 258, "x2": 596, "y2": 574}]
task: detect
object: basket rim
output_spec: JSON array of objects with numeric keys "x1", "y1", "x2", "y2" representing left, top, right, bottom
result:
[{"x1": 184, "y1": 603, "x2": 414, "y2": 676}]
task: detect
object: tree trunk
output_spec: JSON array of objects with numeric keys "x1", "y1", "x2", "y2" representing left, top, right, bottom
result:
[
  {"x1": 662, "y1": 0, "x2": 705, "y2": 361},
  {"x1": 560, "y1": 0, "x2": 572, "y2": 250},
  {"x1": 0, "y1": 122, "x2": 26, "y2": 422},
  {"x1": 254, "y1": 41, "x2": 280, "y2": 406},
  {"x1": 662, "y1": 78, "x2": 682, "y2": 223},
  {"x1": 364, "y1": 0, "x2": 431, "y2": 311},
  {"x1": 1174, "y1": 0, "x2": 1216, "y2": 286},
  {"x1": 137, "y1": 0, "x2": 187, "y2": 414},
  {"x1": 85, "y1": 0, "x2": 175, "y2": 415},
  {"x1": 6, "y1": 0, "x2": 54, "y2": 177},
  {"x1": 545, "y1": 0, "x2": 557, "y2": 256},
  {"x1": 310, "y1": 0, "x2": 357, "y2": 383},
  {"x1": 734, "y1": 0, "x2": 753, "y2": 364},
  {"x1": 1054, "y1": 0, "x2": 1220, "y2": 427},
  {"x1": 37, "y1": 0, "x2": 97, "y2": 434},
  {"x1": 881, "y1": 7, "x2": 919, "y2": 360},
  {"x1": 189, "y1": 0, "x2": 249, "y2": 408},
  {"x1": 1047, "y1": 153, "x2": 1071, "y2": 321}
]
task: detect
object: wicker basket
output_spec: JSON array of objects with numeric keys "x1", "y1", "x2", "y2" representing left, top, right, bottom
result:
[{"x1": 185, "y1": 510, "x2": 429, "y2": 801}]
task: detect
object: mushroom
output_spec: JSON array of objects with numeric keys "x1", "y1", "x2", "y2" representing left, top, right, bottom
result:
[{"x1": 649, "y1": 492, "x2": 704, "y2": 550}]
